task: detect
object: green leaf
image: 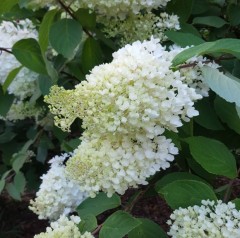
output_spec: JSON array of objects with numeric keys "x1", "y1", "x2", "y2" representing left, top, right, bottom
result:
[
  {"x1": 214, "y1": 96, "x2": 240, "y2": 135},
  {"x1": 78, "y1": 214, "x2": 97, "y2": 233},
  {"x1": 155, "y1": 172, "x2": 209, "y2": 192},
  {"x1": 12, "y1": 152, "x2": 28, "y2": 173},
  {"x1": 0, "y1": 180, "x2": 5, "y2": 194},
  {"x1": 6, "y1": 183, "x2": 21, "y2": 200},
  {"x1": 165, "y1": 31, "x2": 205, "y2": 47},
  {"x1": 39, "y1": 9, "x2": 59, "y2": 52},
  {"x1": 36, "y1": 135, "x2": 53, "y2": 163},
  {"x1": 193, "y1": 16, "x2": 227, "y2": 28},
  {"x1": 12, "y1": 38, "x2": 47, "y2": 74},
  {"x1": 166, "y1": 0, "x2": 193, "y2": 22},
  {"x1": 228, "y1": 4, "x2": 240, "y2": 26},
  {"x1": 172, "y1": 38, "x2": 240, "y2": 66},
  {"x1": 202, "y1": 66, "x2": 240, "y2": 107},
  {"x1": 77, "y1": 192, "x2": 121, "y2": 217},
  {"x1": 75, "y1": 8, "x2": 96, "y2": 29},
  {"x1": 14, "y1": 171, "x2": 26, "y2": 194},
  {"x1": 179, "y1": 23, "x2": 201, "y2": 37},
  {"x1": 61, "y1": 138, "x2": 81, "y2": 152},
  {"x1": 1, "y1": 170, "x2": 11, "y2": 180},
  {"x1": 99, "y1": 211, "x2": 141, "y2": 238},
  {"x1": 0, "y1": 128, "x2": 16, "y2": 143},
  {"x1": 0, "y1": 0, "x2": 18, "y2": 14},
  {"x1": 194, "y1": 97, "x2": 224, "y2": 130},
  {"x1": 2, "y1": 66, "x2": 23, "y2": 93},
  {"x1": 186, "y1": 136, "x2": 237, "y2": 179},
  {"x1": 81, "y1": 37, "x2": 103, "y2": 73},
  {"x1": 0, "y1": 87, "x2": 14, "y2": 117},
  {"x1": 93, "y1": 29, "x2": 117, "y2": 50},
  {"x1": 158, "y1": 180, "x2": 217, "y2": 209},
  {"x1": 49, "y1": 19, "x2": 82, "y2": 58},
  {"x1": 38, "y1": 75, "x2": 54, "y2": 96},
  {"x1": 192, "y1": 0, "x2": 209, "y2": 14},
  {"x1": 67, "y1": 62, "x2": 85, "y2": 81},
  {"x1": 186, "y1": 155, "x2": 216, "y2": 181},
  {"x1": 128, "y1": 218, "x2": 168, "y2": 238},
  {"x1": 44, "y1": 58, "x2": 58, "y2": 83},
  {"x1": 232, "y1": 198, "x2": 240, "y2": 210}
]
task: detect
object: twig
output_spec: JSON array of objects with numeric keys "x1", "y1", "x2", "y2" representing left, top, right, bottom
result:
[
  {"x1": 0, "y1": 47, "x2": 13, "y2": 54},
  {"x1": 92, "y1": 224, "x2": 103, "y2": 236},
  {"x1": 124, "y1": 187, "x2": 149, "y2": 213},
  {"x1": 178, "y1": 55, "x2": 236, "y2": 69},
  {"x1": 57, "y1": 0, "x2": 92, "y2": 37},
  {"x1": 223, "y1": 167, "x2": 240, "y2": 202}
]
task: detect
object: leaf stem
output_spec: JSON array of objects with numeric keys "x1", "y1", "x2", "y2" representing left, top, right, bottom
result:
[
  {"x1": 0, "y1": 47, "x2": 13, "y2": 54},
  {"x1": 177, "y1": 55, "x2": 235, "y2": 69},
  {"x1": 92, "y1": 224, "x2": 103, "y2": 236},
  {"x1": 124, "y1": 187, "x2": 149, "y2": 213}
]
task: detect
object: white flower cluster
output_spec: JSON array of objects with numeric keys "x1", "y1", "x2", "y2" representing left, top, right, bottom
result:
[
  {"x1": 99, "y1": 12, "x2": 180, "y2": 46},
  {"x1": 34, "y1": 215, "x2": 94, "y2": 238},
  {"x1": 0, "y1": 19, "x2": 43, "y2": 121},
  {"x1": 66, "y1": 132, "x2": 178, "y2": 197},
  {"x1": 167, "y1": 200, "x2": 240, "y2": 238},
  {"x1": 29, "y1": 153, "x2": 87, "y2": 220},
  {"x1": 46, "y1": 38, "x2": 202, "y2": 135},
  {"x1": 79, "y1": 0, "x2": 171, "y2": 19},
  {"x1": 45, "y1": 38, "x2": 211, "y2": 197},
  {"x1": 3, "y1": 101, "x2": 44, "y2": 122}
]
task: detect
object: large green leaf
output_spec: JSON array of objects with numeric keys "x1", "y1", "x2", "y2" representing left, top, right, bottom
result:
[
  {"x1": 214, "y1": 96, "x2": 240, "y2": 135},
  {"x1": 75, "y1": 8, "x2": 96, "y2": 29},
  {"x1": 99, "y1": 211, "x2": 141, "y2": 238},
  {"x1": 228, "y1": 4, "x2": 240, "y2": 26},
  {"x1": 128, "y1": 218, "x2": 168, "y2": 238},
  {"x1": 186, "y1": 136, "x2": 237, "y2": 179},
  {"x1": 12, "y1": 38, "x2": 47, "y2": 74},
  {"x1": 155, "y1": 172, "x2": 209, "y2": 192},
  {"x1": 2, "y1": 66, "x2": 23, "y2": 93},
  {"x1": 49, "y1": 19, "x2": 82, "y2": 58},
  {"x1": 172, "y1": 38, "x2": 240, "y2": 66},
  {"x1": 0, "y1": 128, "x2": 16, "y2": 143},
  {"x1": 81, "y1": 37, "x2": 103, "y2": 73},
  {"x1": 0, "y1": 180, "x2": 5, "y2": 194},
  {"x1": 12, "y1": 152, "x2": 28, "y2": 173},
  {"x1": 194, "y1": 97, "x2": 224, "y2": 130},
  {"x1": 77, "y1": 192, "x2": 121, "y2": 217},
  {"x1": 191, "y1": 0, "x2": 209, "y2": 14},
  {"x1": 0, "y1": 87, "x2": 14, "y2": 117},
  {"x1": 232, "y1": 198, "x2": 240, "y2": 211},
  {"x1": 0, "y1": 0, "x2": 18, "y2": 14},
  {"x1": 39, "y1": 9, "x2": 59, "y2": 52},
  {"x1": 14, "y1": 171, "x2": 26, "y2": 194},
  {"x1": 158, "y1": 180, "x2": 217, "y2": 209},
  {"x1": 38, "y1": 75, "x2": 54, "y2": 96},
  {"x1": 193, "y1": 16, "x2": 227, "y2": 28},
  {"x1": 78, "y1": 214, "x2": 97, "y2": 233},
  {"x1": 165, "y1": 31, "x2": 205, "y2": 47},
  {"x1": 202, "y1": 66, "x2": 240, "y2": 107},
  {"x1": 6, "y1": 183, "x2": 21, "y2": 200},
  {"x1": 166, "y1": 0, "x2": 193, "y2": 22},
  {"x1": 179, "y1": 23, "x2": 201, "y2": 37}
]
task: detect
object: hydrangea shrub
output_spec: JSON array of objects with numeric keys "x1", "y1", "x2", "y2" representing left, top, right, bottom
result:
[{"x1": 0, "y1": 0, "x2": 240, "y2": 237}]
